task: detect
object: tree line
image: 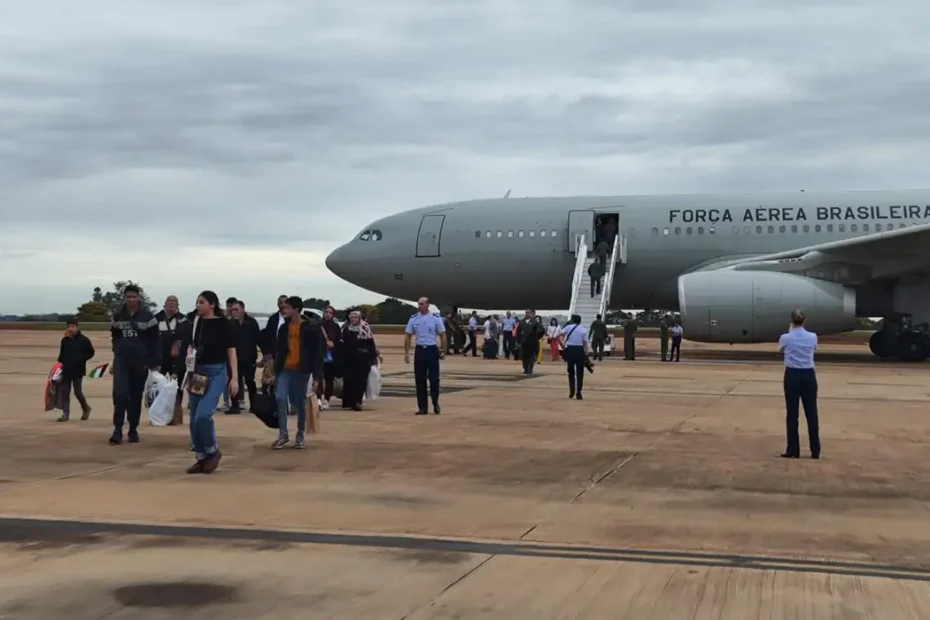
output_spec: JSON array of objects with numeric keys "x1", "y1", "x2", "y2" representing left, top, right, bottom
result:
[{"x1": 4, "y1": 280, "x2": 880, "y2": 330}]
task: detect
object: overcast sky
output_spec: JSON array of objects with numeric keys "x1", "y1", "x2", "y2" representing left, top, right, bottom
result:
[{"x1": 2, "y1": 1, "x2": 929, "y2": 314}]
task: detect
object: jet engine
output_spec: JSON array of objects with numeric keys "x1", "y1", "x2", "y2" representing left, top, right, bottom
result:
[{"x1": 677, "y1": 271, "x2": 858, "y2": 343}]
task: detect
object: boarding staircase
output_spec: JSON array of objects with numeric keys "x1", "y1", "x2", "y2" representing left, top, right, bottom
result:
[{"x1": 568, "y1": 233, "x2": 623, "y2": 355}]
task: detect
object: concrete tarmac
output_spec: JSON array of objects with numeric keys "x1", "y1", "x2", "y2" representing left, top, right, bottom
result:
[{"x1": 0, "y1": 330, "x2": 929, "y2": 618}]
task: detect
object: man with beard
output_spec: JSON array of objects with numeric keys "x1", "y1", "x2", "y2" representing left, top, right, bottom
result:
[
  {"x1": 109, "y1": 284, "x2": 160, "y2": 444},
  {"x1": 231, "y1": 300, "x2": 262, "y2": 413},
  {"x1": 155, "y1": 295, "x2": 188, "y2": 425}
]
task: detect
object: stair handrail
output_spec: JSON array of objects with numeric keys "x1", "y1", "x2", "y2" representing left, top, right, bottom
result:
[
  {"x1": 598, "y1": 233, "x2": 620, "y2": 318},
  {"x1": 567, "y1": 234, "x2": 588, "y2": 317}
]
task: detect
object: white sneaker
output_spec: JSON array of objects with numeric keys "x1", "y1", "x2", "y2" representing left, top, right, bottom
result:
[{"x1": 320, "y1": 398, "x2": 330, "y2": 411}]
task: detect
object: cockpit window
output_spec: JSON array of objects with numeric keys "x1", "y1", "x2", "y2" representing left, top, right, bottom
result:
[
  {"x1": 370, "y1": 229, "x2": 382, "y2": 241},
  {"x1": 358, "y1": 230, "x2": 371, "y2": 241}
]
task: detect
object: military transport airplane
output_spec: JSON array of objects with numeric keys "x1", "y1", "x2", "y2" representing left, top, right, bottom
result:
[{"x1": 325, "y1": 190, "x2": 930, "y2": 361}]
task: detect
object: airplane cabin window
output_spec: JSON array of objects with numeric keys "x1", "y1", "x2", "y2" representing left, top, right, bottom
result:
[
  {"x1": 507, "y1": 230, "x2": 514, "y2": 237},
  {"x1": 803, "y1": 224, "x2": 809, "y2": 233},
  {"x1": 827, "y1": 224, "x2": 833, "y2": 232},
  {"x1": 551, "y1": 230, "x2": 557, "y2": 237},
  {"x1": 529, "y1": 230, "x2": 535, "y2": 237},
  {"x1": 732, "y1": 226, "x2": 739, "y2": 234},
  {"x1": 674, "y1": 227, "x2": 681, "y2": 235},
  {"x1": 779, "y1": 225, "x2": 786, "y2": 233},
  {"x1": 485, "y1": 231, "x2": 491, "y2": 237},
  {"x1": 540, "y1": 230, "x2": 547, "y2": 237},
  {"x1": 370, "y1": 229, "x2": 382, "y2": 241},
  {"x1": 359, "y1": 230, "x2": 371, "y2": 241},
  {"x1": 850, "y1": 224, "x2": 858, "y2": 232},
  {"x1": 815, "y1": 224, "x2": 822, "y2": 232},
  {"x1": 686, "y1": 227, "x2": 692, "y2": 235},
  {"x1": 790, "y1": 225, "x2": 797, "y2": 233},
  {"x1": 744, "y1": 226, "x2": 751, "y2": 234},
  {"x1": 652, "y1": 227, "x2": 658, "y2": 235},
  {"x1": 518, "y1": 230, "x2": 524, "y2": 237},
  {"x1": 839, "y1": 224, "x2": 846, "y2": 232},
  {"x1": 756, "y1": 225, "x2": 762, "y2": 234},
  {"x1": 496, "y1": 230, "x2": 503, "y2": 237},
  {"x1": 767, "y1": 225, "x2": 774, "y2": 233},
  {"x1": 475, "y1": 230, "x2": 481, "y2": 238},
  {"x1": 663, "y1": 227, "x2": 670, "y2": 235},
  {"x1": 864, "y1": 224, "x2": 871, "y2": 232},
  {"x1": 709, "y1": 226, "x2": 716, "y2": 234},
  {"x1": 697, "y1": 226, "x2": 704, "y2": 235}
]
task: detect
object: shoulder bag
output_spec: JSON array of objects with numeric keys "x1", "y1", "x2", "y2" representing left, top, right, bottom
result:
[{"x1": 184, "y1": 316, "x2": 208, "y2": 396}]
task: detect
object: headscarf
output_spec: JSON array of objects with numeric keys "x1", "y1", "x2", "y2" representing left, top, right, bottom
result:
[{"x1": 346, "y1": 310, "x2": 373, "y2": 340}]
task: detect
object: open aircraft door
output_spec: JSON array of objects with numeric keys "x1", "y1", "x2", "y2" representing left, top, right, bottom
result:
[
  {"x1": 416, "y1": 215, "x2": 445, "y2": 257},
  {"x1": 567, "y1": 210, "x2": 594, "y2": 253}
]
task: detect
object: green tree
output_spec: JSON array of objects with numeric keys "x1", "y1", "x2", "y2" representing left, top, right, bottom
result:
[
  {"x1": 302, "y1": 297, "x2": 331, "y2": 311},
  {"x1": 375, "y1": 297, "x2": 418, "y2": 324},
  {"x1": 76, "y1": 301, "x2": 111, "y2": 322},
  {"x1": 94, "y1": 281, "x2": 156, "y2": 316}
]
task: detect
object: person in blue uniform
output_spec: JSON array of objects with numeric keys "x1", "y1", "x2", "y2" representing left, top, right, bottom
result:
[
  {"x1": 777, "y1": 309, "x2": 821, "y2": 459},
  {"x1": 560, "y1": 314, "x2": 589, "y2": 400},
  {"x1": 404, "y1": 297, "x2": 446, "y2": 415}
]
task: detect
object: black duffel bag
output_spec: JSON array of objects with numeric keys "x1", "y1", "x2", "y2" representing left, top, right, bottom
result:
[{"x1": 252, "y1": 386, "x2": 279, "y2": 429}]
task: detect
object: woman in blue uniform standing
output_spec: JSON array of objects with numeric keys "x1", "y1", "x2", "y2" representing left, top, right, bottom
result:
[
  {"x1": 560, "y1": 314, "x2": 589, "y2": 400},
  {"x1": 777, "y1": 309, "x2": 821, "y2": 459}
]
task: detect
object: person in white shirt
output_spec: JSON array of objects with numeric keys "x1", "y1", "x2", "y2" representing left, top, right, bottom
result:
[
  {"x1": 463, "y1": 311, "x2": 478, "y2": 357},
  {"x1": 777, "y1": 310, "x2": 820, "y2": 459},
  {"x1": 546, "y1": 318, "x2": 562, "y2": 361},
  {"x1": 669, "y1": 322, "x2": 683, "y2": 362},
  {"x1": 560, "y1": 314, "x2": 589, "y2": 400}
]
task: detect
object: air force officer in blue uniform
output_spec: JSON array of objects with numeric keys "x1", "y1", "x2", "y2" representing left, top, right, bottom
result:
[
  {"x1": 404, "y1": 297, "x2": 446, "y2": 415},
  {"x1": 778, "y1": 309, "x2": 821, "y2": 459}
]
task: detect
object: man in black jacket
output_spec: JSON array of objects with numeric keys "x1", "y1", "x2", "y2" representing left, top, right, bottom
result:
[
  {"x1": 270, "y1": 297, "x2": 322, "y2": 450},
  {"x1": 231, "y1": 300, "x2": 263, "y2": 413},
  {"x1": 109, "y1": 284, "x2": 160, "y2": 445},
  {"x1": 57, "y1": 319, "x2": 95, "y2": 422},
  {"x1": 155, "y1": 295, "x2": 188, "y2": 425},
  {"x1": 262, "y1": 294, "x2": 289, "y2": 362}
]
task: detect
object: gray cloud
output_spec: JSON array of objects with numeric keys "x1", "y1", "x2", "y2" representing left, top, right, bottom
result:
[{"x1": 2, "y1": 0, "x2": 930, "y2": 312}]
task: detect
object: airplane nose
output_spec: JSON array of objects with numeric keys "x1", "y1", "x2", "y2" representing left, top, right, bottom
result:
[{"x1": 325, "y1": 244, "x2": 348, "y2": 279}]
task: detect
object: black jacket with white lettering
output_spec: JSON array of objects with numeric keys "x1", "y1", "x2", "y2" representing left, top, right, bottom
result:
[{"x1": 110, "y1": 305, "x2": 160, "y2": 367}]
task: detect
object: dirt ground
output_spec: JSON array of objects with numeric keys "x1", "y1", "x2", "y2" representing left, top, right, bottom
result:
[{"x1": 0, "y1": 330, "x2": 928, "y2": 619}]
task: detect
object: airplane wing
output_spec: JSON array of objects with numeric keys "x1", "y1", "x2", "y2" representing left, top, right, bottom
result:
[{"x1": 709, "y1": 222, "x2": 930, "y2": 285}]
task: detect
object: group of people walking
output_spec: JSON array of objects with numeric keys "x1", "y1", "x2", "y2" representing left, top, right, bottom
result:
[{"x1": 55, "y1": 289, "x2": 383, "y2": 475}]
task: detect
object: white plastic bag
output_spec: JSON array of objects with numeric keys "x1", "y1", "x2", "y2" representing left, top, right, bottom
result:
[
  {"x1": 144, "y1": 370, "x2": 169, "y2": 408},
  {"x1": 148, "y1": 378, "x2": 178, "y2": 426},
  {"x1": 365, "y1": 365, "x2": 381, "y2": 401}
]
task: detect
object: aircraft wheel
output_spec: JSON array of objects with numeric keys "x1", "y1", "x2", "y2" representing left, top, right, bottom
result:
[
  {"x1": 897, "y1": 331, "x2": 929, "y2": 362},
  {"x1": 869, "y1": 329, "x2": 898, "y2": 358}
]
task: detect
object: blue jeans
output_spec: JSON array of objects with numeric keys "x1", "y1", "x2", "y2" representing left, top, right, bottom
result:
[
  {"x1": 276, "y1": 369, "x2": 310, "y2": 437},
  {"x1": 188, "y1": 363, "x2": 226, "y2": 460}
]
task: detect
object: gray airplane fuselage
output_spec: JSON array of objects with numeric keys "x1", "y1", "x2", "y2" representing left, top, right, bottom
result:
[{"x1": 325, "y1": 190, "x2": 930, "y2": 331}]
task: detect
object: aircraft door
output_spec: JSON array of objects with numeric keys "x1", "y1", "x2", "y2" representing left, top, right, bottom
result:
[
  {"x1": 416, "y1": 214, "x2": 445, "y2": 257},
  {"x1": 568, "y1": 210, "x2": 595, "y2": 253}
]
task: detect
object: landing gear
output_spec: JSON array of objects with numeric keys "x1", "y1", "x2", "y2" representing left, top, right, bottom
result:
[{"x1": 869, "y1": 318, "x2": 930, "y2": 362}]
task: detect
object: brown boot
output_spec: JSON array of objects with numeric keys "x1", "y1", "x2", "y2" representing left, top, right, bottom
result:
[{"x1": 170, "y1": 401, "x2": 184, "y2": 426}]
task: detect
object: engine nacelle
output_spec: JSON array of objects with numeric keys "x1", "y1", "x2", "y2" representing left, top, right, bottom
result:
[{"x1": 677, "y1": 271, "x2": 857, "y2": 343}]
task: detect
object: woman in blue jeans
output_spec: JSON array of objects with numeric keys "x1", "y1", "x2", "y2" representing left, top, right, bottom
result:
[{"x1": 184, "y1": 291, "x2": 238, "y2": 474}]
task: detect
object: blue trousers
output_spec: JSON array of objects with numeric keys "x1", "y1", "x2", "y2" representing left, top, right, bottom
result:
[
  {"x1": 413, "y1": 345, "x2": 440, "y2": 412},
  {"x1": 188, "y1": 363, "x2": 226, "y2": 460},
  {"x1": 276, "y1": 369, "x2": 310, "y2": 437}
]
